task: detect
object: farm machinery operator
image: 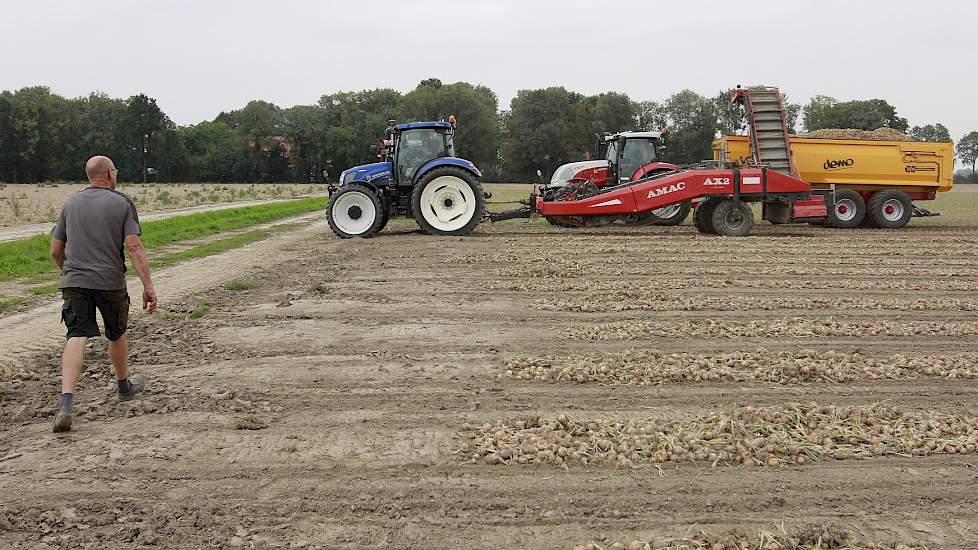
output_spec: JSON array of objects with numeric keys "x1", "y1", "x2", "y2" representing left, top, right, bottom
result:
[{"x1": 49, "y1": 155, "x2": 158, "y2": 433}]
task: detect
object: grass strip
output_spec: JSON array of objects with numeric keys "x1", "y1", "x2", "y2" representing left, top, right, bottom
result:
[
  {"x1": 149, "y1": 224, "x2": 299, "y2": 269},
  {"x1": 0, "y1": 297, "x2": 25, "y2": 313},
  {"x1": 0, "y1": 197, "x2": 325, "y2": 282}
]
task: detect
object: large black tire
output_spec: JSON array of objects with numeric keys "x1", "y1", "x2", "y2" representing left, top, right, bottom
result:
[
  {"x1": 326, "y1": 184, "x2": 384, "y2": 239},
  {"x1": 710, "y1": 199, "x2": 754, "y2": 237},
  {"x1": 825, "y1": 189, "x2": 866, "y2": 229},
  {"x1": 376, "y1": 197, "x2": 391, "y2": 233},
  {"x1": 411, "y1": 167, "x2": 486, "y2": 236},
  {"x1": 693, "y1": 198, "x2": 724, "y2": 234},
  {"x1": 865, "y1": 190, "x2": 912, "y2": 229},
  {"x1": 651, "y1": 200, "x2": 692, "y2": 226}
]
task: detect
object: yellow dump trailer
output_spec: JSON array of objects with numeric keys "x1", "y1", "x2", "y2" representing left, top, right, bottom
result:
[{"x1": 713, "y1": 135, "x2": 954, "y2": 228}]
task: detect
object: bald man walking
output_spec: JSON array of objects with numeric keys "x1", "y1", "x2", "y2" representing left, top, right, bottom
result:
[{"x1": 49, "y1": 156, "x2": 158, "y2": 433}]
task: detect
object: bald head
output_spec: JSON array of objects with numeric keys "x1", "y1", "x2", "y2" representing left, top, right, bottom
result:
[{"x1": 85, "y1": 156, "x2": 117, "y2": 188}]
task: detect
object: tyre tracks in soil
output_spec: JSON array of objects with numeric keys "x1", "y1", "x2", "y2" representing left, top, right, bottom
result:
[
  {"x1": 0, "y1": 215, "x2": 324, "y2": 365},
  {"x1": 2, "y1": 223, "x2": 978, "y2": 548}
]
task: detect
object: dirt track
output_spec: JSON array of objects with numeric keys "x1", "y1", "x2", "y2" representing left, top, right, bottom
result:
[{"x1": 1, "y1": 218, "x2": 977, "y2": 549}]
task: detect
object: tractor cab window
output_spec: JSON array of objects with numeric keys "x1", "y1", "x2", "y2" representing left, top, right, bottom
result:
[
  {"x1": 396, "y1": 128, "x2": 449, "y2": 183},
  {"x1": 604, "y1": 140, "x2": 619, "y2": 164},
  {"x1": 618, "y1": 138, "x2": 657, "y2": 182}
]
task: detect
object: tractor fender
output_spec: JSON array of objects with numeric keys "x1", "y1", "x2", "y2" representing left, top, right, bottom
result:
[
  {"x1": 412, "y1": 157, "x2": 482, "y2": 186},
  {"x1": 631, "y1": 162, "x2": 680, "y2": 180}
]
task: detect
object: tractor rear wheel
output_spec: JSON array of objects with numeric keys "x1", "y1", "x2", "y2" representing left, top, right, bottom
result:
[
  {"x1": 412, "y1": 167, "x2": 485, "y2": 236},
  {"x1": 326, "y1": 184, "x2": 384, "y2": 239},
  {"x1": 376, "y1": 198, "x2": 391, "y2": 233},
  {"x1": 825, "y1": 189, "x2": 865, "y2": 228},
  {"x1": 710, "y1": 199, "x2": 754, "y2": 237},
  {"x1": 865, "y1": 190, "x2": 912, "y2": 228},
  {"x1": 694, "y1": 197, "x2": 724, "y2": 234},
  {"x1": 650, "y1": 200, "x2": 692, "y2": 226}
]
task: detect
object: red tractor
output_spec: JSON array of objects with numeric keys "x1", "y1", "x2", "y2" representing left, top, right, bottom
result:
[{"x1": 544, "y1": 131, "x2": 691, "y2": 227}]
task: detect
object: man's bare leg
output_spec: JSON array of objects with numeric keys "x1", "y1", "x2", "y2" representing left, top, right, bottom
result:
[
  {"x1": 108, "y1": 333, "x2": 129, "y2": 381},
  {"x1": 109, "y1": 332, "x2": 145, "y2": 400},
  {"x1": 54, "y1": 336, "x2": 87, "y2": 432}
]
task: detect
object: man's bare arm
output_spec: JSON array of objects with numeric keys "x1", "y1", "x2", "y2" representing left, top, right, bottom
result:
[
  {"x1": 50, "y1": 238, "x2": 66, "y2": 270},
  {"x1": 125, "y1": 234, "x2": 157, "y2": 313}
]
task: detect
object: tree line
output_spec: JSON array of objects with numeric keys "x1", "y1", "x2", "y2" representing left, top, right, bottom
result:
[{"x1": 0, "y1": 79, "x2": 973, "y2": 184}]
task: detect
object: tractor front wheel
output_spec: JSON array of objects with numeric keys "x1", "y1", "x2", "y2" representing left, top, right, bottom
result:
[
  {"x1": 326, "y1": 184, "x2": 384, "y2": 239},
  {"x1": 412, "y1": 167, "x2": 486, "y2": 236}
]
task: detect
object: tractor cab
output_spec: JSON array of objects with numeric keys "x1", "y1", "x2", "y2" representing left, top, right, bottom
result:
[
  {"x1": 385, "y1": 120, "x2": 456, "y2": 185},
  {"x1": 601, "y1": 131, "x2": 664, "y2": 185}
]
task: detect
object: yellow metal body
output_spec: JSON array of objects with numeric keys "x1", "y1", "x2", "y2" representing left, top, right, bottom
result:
[{"x1": 713, "y1": 136, "x2": 954, "y2": 193}]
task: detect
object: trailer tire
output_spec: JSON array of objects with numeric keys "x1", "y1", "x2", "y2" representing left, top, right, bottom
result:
[
  {"x1": 694, "y1": 198, "x2": 724, "y2": 234},
  {"x1": 412, "y1": 166, "x2": 486, "y2": 236},
  {"x1": 326, "y1": 184, "x2": 384, "y2": 239},
  {"x1": 711, "y1": 199, "x2": 754, "y2": 237},
  {"x1": 651, "y1": 200, "x2": 692, "y2": 226},
  {"x1": 825, "y1": 189, "x2": 865, "y2": 229},
  {"x1": 866, "y1": 190, "x2": 912, "y2": 229}
]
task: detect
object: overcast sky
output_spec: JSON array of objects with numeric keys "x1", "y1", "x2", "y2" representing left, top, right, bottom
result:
[{"x1": 2, "y1": 0, "x2": 976, "y2": 140}]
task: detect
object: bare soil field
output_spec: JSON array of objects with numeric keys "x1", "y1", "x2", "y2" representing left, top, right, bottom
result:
[
  {"x1": 0, "y1": 183, "x2": 328, "y2": 227},
  {"x1": 1, "y1": 216, "x2": 977, "y2": 549}
]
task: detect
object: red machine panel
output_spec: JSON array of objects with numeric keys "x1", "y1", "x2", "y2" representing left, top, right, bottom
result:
[{"x1": 541, "y1": 168, "x2": 812, "y2": 218}]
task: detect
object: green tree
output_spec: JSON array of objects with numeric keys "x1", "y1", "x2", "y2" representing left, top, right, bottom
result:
[
  {"x1": 234, "y1": 100, "x2": 283, "y2": 181},
  {"x1": 636, "y1": 100, "x2": 666, "y2": 131},
  {"x1": 957, "y1": 131, "x2": 978, "y2": 174},
  {"x1": 401, "y1": 80, "x2": 500, "y2": 171},
  {"x1": 502, "y1": 87, "x2": 591, "y2": 180},
  {"x1": 910, "y1": 123, "x2": 951, "y2": 142},
  {"x1": 803, "y1": 97, "x2": 908, "y2": 132},
  {"x1": 663, "y1": 90, "x2": 718, "y2": 165}
]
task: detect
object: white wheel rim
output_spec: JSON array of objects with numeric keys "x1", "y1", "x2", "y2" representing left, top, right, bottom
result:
[
  {"x1": 331, "y1": 191, "x2": 376, "y2": 235},
  {"x1": 881, "y1": 198, "x2": 905, "y2": 222},
  {"x1": 419, "y1": 175, "x2": 477, "y2": 232},
  {"x1": 652, "y1": 204, "x2": 681, "y2": 218},
  {"x1": 835, "y1": 198, "x2": 857, "y2": 222}
]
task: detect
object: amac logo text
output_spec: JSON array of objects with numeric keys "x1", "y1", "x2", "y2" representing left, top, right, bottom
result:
[
  {"x1": 824, "y1": 158, "x2": 854, "y2": 170},
  {"x1": 647, "y1": 182, "x2": 686, "y2": 198}
]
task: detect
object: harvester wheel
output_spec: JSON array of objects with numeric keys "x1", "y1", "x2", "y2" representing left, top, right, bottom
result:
[
  {"x1": 866, "y1": 190, "x2": 912, "y2": 229},
  {"x1": 546, "y1": 216, "x2": 581, "y2": 228},
  {"x1": 326, "y1": 184, "x2": 384, "y2": 239},
  {"x1": 825, "y1": 189, "x2": 865, "y2": 229},
  {"x1": 650, "y1": 200, "x2": 692, "y2": 226},
  {"x1": 711, "y1": 199, "x2": 754, "y2": 237},
  {"x1": 412, "y1": 167, "x2": 486, "y2": 236},
  {"x1": 693, "y1": 198, "x2": 723, "y2": 234}
]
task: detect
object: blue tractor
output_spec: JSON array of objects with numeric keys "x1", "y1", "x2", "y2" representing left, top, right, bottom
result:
[{"x1": 326, "y1": 118, "x2": 486, "y2": 238}]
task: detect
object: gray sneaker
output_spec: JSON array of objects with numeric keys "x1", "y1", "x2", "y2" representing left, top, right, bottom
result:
[
  {"x1": 118, "y1": 373, "x2": 147, "y2": 402},
  {"x1": 53, "y1": 410, "x2": 73, "y2": 433}
]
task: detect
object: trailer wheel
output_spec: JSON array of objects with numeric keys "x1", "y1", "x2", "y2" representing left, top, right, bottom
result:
[
  {"x1": 326, "y1": 184, "x2": 384, "y2": 239},
  {"x1": 412, "y1": 167, "x2": 486, "y2": 236},
  {"x1": 694, "y1": 198, "x2": 724, "y2": 234},
  {"x1": 866, "y1": 190, "x2": 912, "y2": 229},
  {"x1": 650, "y1": 200, "x2": 692, "y2": 226},
  {"x1": 711, "y1": 199, "x2": 754, "y2": 237},
  {"x1": 825, "y1": 189, "x2": 865, "y2": 228}
]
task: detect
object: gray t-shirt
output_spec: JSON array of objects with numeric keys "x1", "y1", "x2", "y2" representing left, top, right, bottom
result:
[{"x1": 52, "y1": 187, "x2": 142, "y2": 290}]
